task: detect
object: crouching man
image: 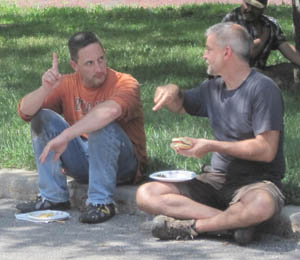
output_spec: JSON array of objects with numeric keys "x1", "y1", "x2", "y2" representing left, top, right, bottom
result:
[{"x1": 17, "y1": 32, "x2": 147, "y2": 224}]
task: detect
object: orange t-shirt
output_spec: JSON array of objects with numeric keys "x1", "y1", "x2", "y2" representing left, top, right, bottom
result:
[{"x1": 18, "y1": 68, "x2": 147, "y2": 182}]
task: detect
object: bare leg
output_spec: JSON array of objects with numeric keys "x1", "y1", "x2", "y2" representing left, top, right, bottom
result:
[
  {"x1": 136, "y1": 181, "x2": 222, "y2": 219},
  {"x1": 195, "y1": 189, "x2": 276, "y2": 233},
  {"x1": 136, "y1": 182, "x2": 276, "y2": 233}
]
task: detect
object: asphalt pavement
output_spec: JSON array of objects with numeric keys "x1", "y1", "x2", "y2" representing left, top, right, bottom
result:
[{"x1": 1, "y1": 168, "x2": 300, "y2": 260}]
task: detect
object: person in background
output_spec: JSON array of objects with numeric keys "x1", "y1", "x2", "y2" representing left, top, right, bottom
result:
[
  {"x1": 17, "y1": 31, "x2": 147, "y2": 224},
  {"x1": 222, "y1": 0, "x2": 300, "y2": 70},
  {"x1": 136, "y1": 22, "x2": 285, "y2": 245}
]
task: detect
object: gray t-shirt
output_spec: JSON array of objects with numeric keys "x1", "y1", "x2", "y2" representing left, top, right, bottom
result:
[{"x1": 183, "y1": 70, "x2": 285, "y2": 184}]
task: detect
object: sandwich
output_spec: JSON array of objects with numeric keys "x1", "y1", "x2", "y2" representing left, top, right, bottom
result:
[{"x1": 171, "y1": 137, "x2": 193, "y2": 150}]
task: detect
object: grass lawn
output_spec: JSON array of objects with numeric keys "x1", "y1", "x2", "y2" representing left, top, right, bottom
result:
[{"x1": 1, "y1": 3, "x2": 300, "y2": 204}]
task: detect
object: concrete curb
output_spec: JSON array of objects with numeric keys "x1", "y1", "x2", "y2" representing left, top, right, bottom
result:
[
  {"x1": 0, "y1": 169, "x2": 39, "y2": 201},
  {"x1": 1, "y1": 168, "x2": 300, "y2": 238},
  {"x1": 0, "y1": 168, "x2": 149, "y2": 217}
]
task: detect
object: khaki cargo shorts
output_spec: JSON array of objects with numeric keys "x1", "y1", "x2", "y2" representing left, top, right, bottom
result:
[{"x1": 176, "y1": 169, "x2": 285, "y2": 215}]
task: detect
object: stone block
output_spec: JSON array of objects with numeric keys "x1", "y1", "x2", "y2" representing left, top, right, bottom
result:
[
  {"x1": 0, "y1": 169, "x2": 38, "y2": 200},
  {"x1": 68, "y1": 180, "x2": 150, "y2": 217},
  {"x1": 259, "y1": 205, "x2": 300, "y2": 238}
]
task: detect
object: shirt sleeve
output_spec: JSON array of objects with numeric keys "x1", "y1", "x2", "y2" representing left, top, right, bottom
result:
[
  {"x1": 267, "y1": 16, "x2": 287, "y2": 50},
  {"x1": 222, "y1": 13, "x2": 234, "y2": 23},
  {"x1": 108, "y1": 74, "x2": 142, "y2": 123},
  {"x1": 17, "y1": 99, "x2": 33, "y2": 122},
  {"x1": 183, "y1": 80, "x2": 210, "y2": 117},
  {"x1": 17, "y1": 79, "x2": 65, "y2": 122},
  {"x1": 222, "y1": 9, "x2": 239, "y2": 23},
  {"x1": 251, "y1": 78, "x2": 284, "y2": 135}
]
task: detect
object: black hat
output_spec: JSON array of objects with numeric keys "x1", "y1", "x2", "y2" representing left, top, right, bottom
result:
[{"x1": 245, "y1": 0, "x2": 268, "y2": 9}]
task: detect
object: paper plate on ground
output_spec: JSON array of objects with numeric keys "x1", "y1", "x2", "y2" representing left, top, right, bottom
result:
[
  {"x1": 149, "y1": 170, "x2": 196, "y2": 182},
  {"x1": 27, "y1": 210, "x2": 70, "y2": 222}
]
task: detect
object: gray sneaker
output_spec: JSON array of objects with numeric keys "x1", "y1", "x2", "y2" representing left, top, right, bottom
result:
[
  {"x1": 16, "y1": 196, "x2": 71, "y2": 213},
  {"x1": 234, "y1": 226, "x2": 256, "y2": 245},
  {"x1": 152, "y1": 215, "x2": 198, "y2": 240}
]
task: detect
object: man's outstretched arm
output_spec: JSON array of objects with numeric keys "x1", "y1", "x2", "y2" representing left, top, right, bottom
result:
[
  {"x1": 279, "y1": 42, "x2": 300, "y2": 67},
  {"x1": 175, "y1": 130, "x2": 280, "y2": 163},
  {"x1": 152, "y1": 83, "x2": 185, "y2": 113}
]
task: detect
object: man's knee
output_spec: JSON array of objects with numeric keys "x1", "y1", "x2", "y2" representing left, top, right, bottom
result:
[
  {"x1": 31, "y1": 109, "x2": 58, "y2": 135},
  {"x1": 136, "y1": 182, "x2": 168, "y2": 214},
  {"x1": 136, "y1": 182, "x2": 180, "y2": 215},
  {"x1": 241, "y1": 190, "x2": 277, "y2": 222},
  {"x1": 88, "y1": 122, "x2": 130, "y2": 151},
  {"x1": 136, "y1": 183, "x2": 153, "y2": 210},
  {"x1": 254, "y1": 190, "x2": 276, "y2": 217}
]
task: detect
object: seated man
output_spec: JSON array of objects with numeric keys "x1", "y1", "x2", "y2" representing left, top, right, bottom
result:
[
  {"x1": 17, "y1": 32, "x2": 147, "y2": 224},
  {"x1": 136, "y1": 22, "x2": 285, "y2": 245},
  {"x1": 222, "y1": 0, "x2": 300, "y2": 70}
]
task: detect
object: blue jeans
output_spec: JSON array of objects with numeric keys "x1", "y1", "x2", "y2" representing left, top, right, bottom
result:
[{"x1": 31, "y1": 109, "x2": 137, "y2": 205}]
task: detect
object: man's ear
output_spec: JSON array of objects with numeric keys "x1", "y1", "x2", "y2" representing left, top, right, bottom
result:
[
  {"x1": 70, "y1": 60, "x2": 78, "y2": 71},
  {"x1": 224, "y1": 46, "x2": 233, "y2": 60}
]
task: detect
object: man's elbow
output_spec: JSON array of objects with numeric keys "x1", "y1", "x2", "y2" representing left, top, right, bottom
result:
[
  {"x1": 262, "y1": 149, "x2": 277, "y2": 163},
  {"x1": 109, "y1": 103, "x2": 122, "y2": 118}
]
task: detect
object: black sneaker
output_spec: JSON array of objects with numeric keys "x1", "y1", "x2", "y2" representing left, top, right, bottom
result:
[
  {"x1": 79, "y1": 203, "x2": 116, "y2": 224},
  {"x1": 16, "y1": 196, "x2": 71, "y2": 213},
  {"x1": 152, "y1": 215, "x2": 198, "y2": 240},
  {"x1": 234, "y1": 226, "x2": 256, "y2": 245}
]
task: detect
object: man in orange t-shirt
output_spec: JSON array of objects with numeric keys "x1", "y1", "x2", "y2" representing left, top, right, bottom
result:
[{"x1": 17, "y1": 32, "x2": 147, "y2": 224}]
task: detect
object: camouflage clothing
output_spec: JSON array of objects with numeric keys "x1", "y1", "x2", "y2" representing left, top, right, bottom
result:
[{"x1": 222, "y1": 7, "x2": 287, "y2": 69}]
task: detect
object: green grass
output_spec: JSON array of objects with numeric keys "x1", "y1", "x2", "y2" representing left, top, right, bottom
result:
[{"x1": 1, "y1": 3, "x2": 300, "y2": 204}]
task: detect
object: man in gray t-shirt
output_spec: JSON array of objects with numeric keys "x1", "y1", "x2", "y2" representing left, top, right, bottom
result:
[
  {"x1": 136, "y1": 22, "x2": 285, "y2": 245},
  {"x1": 184, "y1": 70, "x2": 285, "y2": 186}
]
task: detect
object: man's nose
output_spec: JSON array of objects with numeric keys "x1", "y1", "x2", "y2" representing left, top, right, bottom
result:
[{"x1": 95, "y1": 61, "x2": 104, "y2": 72}]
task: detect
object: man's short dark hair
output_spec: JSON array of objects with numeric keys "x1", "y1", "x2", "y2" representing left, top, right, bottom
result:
[{"x1": 68, "y1": 32, "x2": 104, "y2": 62}]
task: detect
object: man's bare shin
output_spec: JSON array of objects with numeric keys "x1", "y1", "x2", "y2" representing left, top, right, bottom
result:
[{"x1": 194, "y1": 189, "x2": 277, "y2": 233}]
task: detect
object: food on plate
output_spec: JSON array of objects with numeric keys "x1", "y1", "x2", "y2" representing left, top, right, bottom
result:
[
  {"x1": 171, "y1": 137, "x2": 193, "y2": 150},
  {"x1": 39, "y1": 212, "x2": 54, "y2": 218},
  {"x1": 155, "y1": 173, "x2": 167, "y2": 178}
]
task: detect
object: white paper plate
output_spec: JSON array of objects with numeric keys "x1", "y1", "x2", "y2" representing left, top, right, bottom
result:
[
  {"x1": 149, "y1": 170, "x2": 196, "y2": 182},
  {"x1": 27, "y1": 210, "x2": 70, "y2": 222}
]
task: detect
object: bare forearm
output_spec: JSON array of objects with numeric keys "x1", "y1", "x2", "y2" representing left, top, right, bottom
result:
[
  {"x1": 286, "y1": 49, "x2": 300, "y2": 66},
  {"x1": 205, "y1": 138, "x2": 276, "y2": 162},
  {"x1": 167, "y1": 90, "x2": 185, "y2": 113},
  {"x1": 20, "y1": 86, "x2": 52, "y2": 116},
  {"x1": 279, "y1": 42, "x2": 300, "y2": 67},
  {"x1": 61, "y1": 100, "x2": 122, "y2": 141},
  {"x1": 153, "y1": 84, "x2": 185, "y2": 113},
  {"x1": 21, "y1": 53, "x2": 62, "y2": 116}
]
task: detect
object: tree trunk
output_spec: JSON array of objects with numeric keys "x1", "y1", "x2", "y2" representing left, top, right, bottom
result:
[{"x1": 292, "y1": 0, "x2": 300, "y2": 83}]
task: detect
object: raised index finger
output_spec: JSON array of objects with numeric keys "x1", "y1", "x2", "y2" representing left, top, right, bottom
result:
[
  {"x1": 52, "y1": 52, "x2": 59, "y2": 73},
  {"x1": 152, "y1": 89, "x2": 165, "y2": 111}
]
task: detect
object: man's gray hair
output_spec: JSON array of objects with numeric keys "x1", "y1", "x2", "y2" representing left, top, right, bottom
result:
[{"x1": 205, "y1": 22, "x2": 253, "y2": 62}]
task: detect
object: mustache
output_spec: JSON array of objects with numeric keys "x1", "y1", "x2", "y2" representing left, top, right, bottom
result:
[{"x1": 94, "y1": 72, "x2": 105, "y2": 77}]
